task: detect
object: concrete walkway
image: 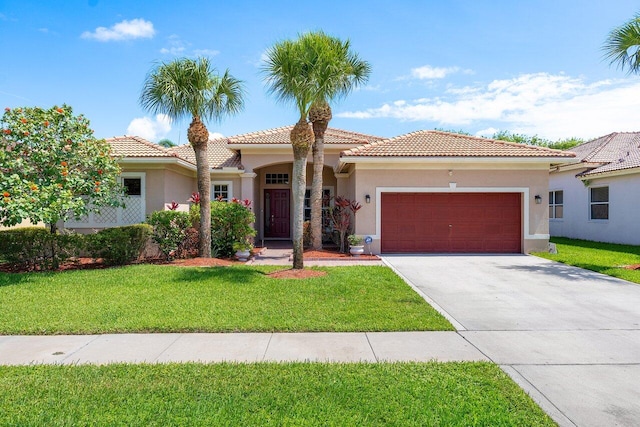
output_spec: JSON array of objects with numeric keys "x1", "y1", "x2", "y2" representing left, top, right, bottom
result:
[
  {"x1": 0, "y1": 331, "x2": 485, "y2": 365},
  {"x1": 384, "y1": 255, "x2": 640, "y2": 427},
  {"x1": 249, "y1": 246, "x2": 384, "y2": 266}
]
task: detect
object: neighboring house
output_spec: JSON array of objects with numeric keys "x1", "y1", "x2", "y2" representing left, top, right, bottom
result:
[
  {"x1": 66, "y1": 128, "x2": 574, "y2": 254},
  {"x1": 549, "y1": 132, "x2": 640, "y2": 245}
]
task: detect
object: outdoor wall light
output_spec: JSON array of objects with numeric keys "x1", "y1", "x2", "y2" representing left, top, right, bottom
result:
[
  {"x1": 365, "y1": 194, "x2": 371, "y2": 204},
  {"x1": 535, "y1": 195, "x2": 542, "y2": 204}
]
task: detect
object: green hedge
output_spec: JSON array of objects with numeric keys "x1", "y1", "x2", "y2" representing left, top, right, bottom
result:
[
  {"x1": 85, "y1": 224, "x2": 152, "y2": 266},
  {"x1": 0, "y1": 227, "x2": 83, "y2": 270}
]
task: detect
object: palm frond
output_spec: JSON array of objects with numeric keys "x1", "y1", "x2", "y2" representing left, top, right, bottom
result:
[
  {"x1": 603, "y1": 14, "x2": 640, "y2": 74},
  {"x1": 140, "y1": 57, "x2": 245, "y2": 123}
]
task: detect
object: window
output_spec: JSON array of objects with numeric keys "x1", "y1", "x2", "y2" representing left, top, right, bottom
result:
[
  {"x1": 123, "y1": 178, "x2": 141, "y2": 196},
  {"x1": 266, "y1": 173, "x2": 289, "y2": 185},
  {"x1": 304, "y1": 188, "x2": 333, "y2": 237},
  {"x1": 549, "y1": 190, "x2": 563, "y2": 219},
  {"x1": 590, "y1": 186, "x2": 609, "y2": 220},
  {"x1": 212, "y1": 181, "x2": 232, "y2": 201}
]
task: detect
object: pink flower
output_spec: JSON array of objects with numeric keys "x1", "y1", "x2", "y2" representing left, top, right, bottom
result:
[{"x1": 188, "y1": 192, "x2": 200, "y2": 204}]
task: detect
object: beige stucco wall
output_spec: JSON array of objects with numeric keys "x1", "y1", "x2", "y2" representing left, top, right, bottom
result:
[{"x1": 350, "y1": 165, "x2": 551, "y2": 254}]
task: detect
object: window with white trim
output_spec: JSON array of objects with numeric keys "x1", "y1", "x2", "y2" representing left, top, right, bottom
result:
[
  {"x1": 212, "y1": 181, "x2": 232, "y2": 201},
  {"x1": 590, "y1": 186, "x2": 609, "y2": 220},
  {"x1": 549, "y1": 190, "x2": 563, "y2": 219},
  {"x1": 265, "y1": 173, "x2": 289, "y2": 185},
  {"x1": 304, "y1": 187, "x2": 334, "y2": 235}
]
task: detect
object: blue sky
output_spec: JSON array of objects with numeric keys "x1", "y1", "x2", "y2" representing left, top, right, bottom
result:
[{"x1": 2, "y1": 0, "x2": 640, "y2": 144}]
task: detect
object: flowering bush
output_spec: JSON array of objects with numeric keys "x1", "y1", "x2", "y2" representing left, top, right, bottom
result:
[
  {"x1": 329, "y1": 196, "x2": 362, "y2": 253},
  {"x1": 0, "y1": 105, "x2": 124, "y2": 230},
  {"x1": 190, "y1": 199, "x2": 256, "y2": 258},
  {"x1": 147, "y1": 210, "x2": 192, "y2": 260}
]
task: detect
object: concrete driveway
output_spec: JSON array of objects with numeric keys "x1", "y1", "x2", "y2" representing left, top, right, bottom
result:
[{"x1": 383, "y1": 254, "x2": 640, "y2": 427}]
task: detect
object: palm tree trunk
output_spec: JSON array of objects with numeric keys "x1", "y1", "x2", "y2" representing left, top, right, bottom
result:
[
  {"x1": 310, "y1": 120, "x2": 328, "y2": 250},
  {"x1": 291, "y1": 146, "x2": 308, "y2": 269},
  {"x1": 290, "y1": 118, "x2": 314, "y2": 269},
  {"x1": 188, "y1": 116, "x2": 212, "y2": 258}
]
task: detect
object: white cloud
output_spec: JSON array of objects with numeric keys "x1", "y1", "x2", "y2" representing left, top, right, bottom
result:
[
  {"x1": 475, "y1": 127, "x2": 499, "y2": 137},
  {"x1": 411, "y1": 65, "x2": 460, "y2": 79},
  {"x1": 127, "y1": 114, "x2": 171, "y2": 141},
  {"x1": 193, "y1": 49, "x2": 220, "y2": 57},
  {"x1": 160, "y1": 35, "x2": 186, "y2": 55},
  {"x1": 81, "y1": 18, "x2": 155, "y2": 42},
  {"x1": 209, "y1": 132, "x2": 224, "y2": 140},
  {"x1": 337, "y1": 73, "x2": 640, "y2": 140}
]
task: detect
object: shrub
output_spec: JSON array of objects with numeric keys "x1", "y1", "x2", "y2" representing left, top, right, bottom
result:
[
  {"x1": 147, "y1": 210, "x2": 192, "y2": 260},
  {"x1": 0, "y1": 227, "x2": 83, "y2": 270},
  {"x1": 176, "y1": 226, "x2": 199, "y2": 259},
  {"x1": 85, "y1": 224, "x2": 152, "y2": 266},
  {"x1": 190, "y1": 199, "x2": 256, "y2": 258}
]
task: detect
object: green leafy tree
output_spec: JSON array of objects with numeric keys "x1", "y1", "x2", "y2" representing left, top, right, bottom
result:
[
  {"x1": 140, "y1": 57, "x2": 245, "y2": 258},
  {"x1": 491, "y1": 130, "x2": 582, "y2": 150},
  {"x1": 0, "y1": 105, "x2": 124, "y2": 233},
  {"x1": 603, "y1": 13, "x2": 640, "y2": 74},
  {"x1": 158, "y1": 138, "x2": 176, "y2": 148},
  {"x1": 307, "y1": 32, "x2": 370, "y2": 251}
]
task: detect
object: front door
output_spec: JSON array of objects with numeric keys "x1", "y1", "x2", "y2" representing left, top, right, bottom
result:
[{"x1": 264, "y1": 189, "x2": 290, "y2": 238}]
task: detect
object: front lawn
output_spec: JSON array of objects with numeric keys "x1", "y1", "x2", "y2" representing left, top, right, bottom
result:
[
  {"x1": 0, "y1": 265, "x2": 453, "y2": 334},
  {"x1": 534, "y1": 237, "x2": 640, "y2": 284},
  {"x1": 0, "y1": 362, "x2": 554, "y2": 426}
]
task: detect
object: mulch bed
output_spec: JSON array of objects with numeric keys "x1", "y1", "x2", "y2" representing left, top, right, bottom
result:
[
  {"x1": 0, "y1": 256, "x2": 242, "y2": 273},
  {"x1": 301, "y1": 249, "x2": 380, "y2": 261},
  {"x1": 0, "y1": 248, "x2": 378, "y2": 275},
  {"x1": 267, "y1": 269, "x2": 328, "y2": 279}
]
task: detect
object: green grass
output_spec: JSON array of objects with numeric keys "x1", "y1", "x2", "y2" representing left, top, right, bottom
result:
[
  {"x1": 0, "y1": 265, "x2": 453, "y2": 334},
  {"x1": 534, "y1": 237, "x2": 640, "y2": 284},
  {"x1": 0, "y1": 362, "x2": 554, "y2": 426}
]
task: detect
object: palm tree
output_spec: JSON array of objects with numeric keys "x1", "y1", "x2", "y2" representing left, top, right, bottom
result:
[
  {"x1": 263, "y1": 33, "x2": 337, "y2": 269},
  {"x1": 604, "y1": 13, "x2": 640, "y2": 74},
  {"x1": 307, "y1": 33, "x2": 371, "y2": 250},
  {"x1": 140, "y1": 57, "x2": 244, "y2": 258}
]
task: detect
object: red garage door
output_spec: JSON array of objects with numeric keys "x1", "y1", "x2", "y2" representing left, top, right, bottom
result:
[{"x1": 381, "y1": 193, "x2": 521, "y2": 253}]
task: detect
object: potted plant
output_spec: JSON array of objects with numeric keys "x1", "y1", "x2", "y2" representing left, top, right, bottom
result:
[
  {"x1": 347, "y1": 234, "x2": 365, "y2": 257},
  {"x1": 233, "y1": 240, "x2": 253, "y2": 262}
]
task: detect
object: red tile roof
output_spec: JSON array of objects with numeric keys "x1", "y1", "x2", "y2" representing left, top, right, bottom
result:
[
  {"x1": 224, "y1": 126, "x2": 384, "y2": 145},
  {"x1": 107, "y1": 136, "x2": 182, "y2": 159},
  {"x1": 341, "y1": 130, "x2": 576, "y2": 158},
  {"x1": 572, "y1": 132, "x2": 640, "y2": 177},
  {"x1": 170, "y1": 140, "x2": 241, "y2": 169}
]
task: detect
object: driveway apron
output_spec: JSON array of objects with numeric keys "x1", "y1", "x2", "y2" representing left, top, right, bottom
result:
[{"x1": 383, "y1": 254, "x2": 640, "y2": 427}]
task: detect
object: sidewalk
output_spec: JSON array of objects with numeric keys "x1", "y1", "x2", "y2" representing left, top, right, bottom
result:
[{"x1": 0, "y1": 332, "x2": 487, "y2": 365}]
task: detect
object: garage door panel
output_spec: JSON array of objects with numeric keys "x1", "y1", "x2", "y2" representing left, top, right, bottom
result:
[{"x1": 381, "y1": 192, "x2": 521, "y2": 253}]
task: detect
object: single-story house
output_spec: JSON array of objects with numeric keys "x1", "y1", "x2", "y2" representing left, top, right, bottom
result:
[
  {"x1": 549, "y1": 132, "x2": 640, "y2": 245},
  {"x1": 66, "y1": 127, "x2": 575, "y2": 254}
]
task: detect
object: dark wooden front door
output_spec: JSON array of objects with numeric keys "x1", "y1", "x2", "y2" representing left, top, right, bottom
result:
[{"x1": 264, "y1": 189, "x2": 290, "y2": 238}]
